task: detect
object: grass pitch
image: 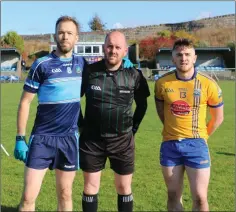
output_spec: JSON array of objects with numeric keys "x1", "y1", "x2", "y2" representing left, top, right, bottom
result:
[{"x1": 1, "y1": 81, "x2": 235, "y2": 211}]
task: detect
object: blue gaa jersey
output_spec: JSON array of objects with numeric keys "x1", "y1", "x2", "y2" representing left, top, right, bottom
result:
[{"x1": 24, "y1": 51, "x2": 87, "y2": 136}]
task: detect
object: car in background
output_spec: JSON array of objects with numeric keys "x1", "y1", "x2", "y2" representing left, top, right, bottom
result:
[
  {"x1": 0, "y1": 76, "x2": 9, "y2": 82},
  {"x1": 0, "y1": 75, "x2": 20, "y2": 83},
  {"x1": 8, "y1": 75, "x2": 20, "y2": 82}
]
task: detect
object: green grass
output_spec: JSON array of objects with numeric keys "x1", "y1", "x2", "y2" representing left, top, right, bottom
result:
[{"x1": 1, "y1": 81, "x2": 235, "y2": 211}]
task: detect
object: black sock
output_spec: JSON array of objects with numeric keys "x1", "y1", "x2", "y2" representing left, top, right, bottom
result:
[
  {"x1": 117, "y1": 193, "x2": 133, "y2": 212},
  {"x1": 82, "y1": 192, "x2": 98, "y2": 212}
]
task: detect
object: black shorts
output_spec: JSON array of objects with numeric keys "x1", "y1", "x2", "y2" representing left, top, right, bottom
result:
[{"x1": 79, "y1": 131, "x2": 134, "y2": 175}]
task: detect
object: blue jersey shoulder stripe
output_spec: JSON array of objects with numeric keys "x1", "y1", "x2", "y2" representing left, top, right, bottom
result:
[
  {"x1": 25, "y1": 79, "x2": 40, "y2": 89},
  {"x1": 31, "y1": 55, "x2": 53, "y2": 79}
]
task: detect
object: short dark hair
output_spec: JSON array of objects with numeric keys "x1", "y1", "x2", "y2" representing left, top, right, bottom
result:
[
  {"x1": 55, "y1": 16, "x2": 80, "y2": 34},
  {"x1": 172, "y1": 38, "x2": 194, "y2": 51}
]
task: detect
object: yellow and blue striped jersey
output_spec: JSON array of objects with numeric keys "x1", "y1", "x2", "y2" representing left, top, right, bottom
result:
[{"x1": 154, "y1": 70, "x2": 223, "y2": 141}]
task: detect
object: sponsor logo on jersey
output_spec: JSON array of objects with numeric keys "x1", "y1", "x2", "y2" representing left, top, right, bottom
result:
[
  {"x1": 76, "y1": 66, "x2": 82, "y2": 74},
  {"x1": 52, "y1": 68, "x2": 62, "y2": 73},
  {"x1": 91, "y1": 85, "x2": 101, "y2": 91},
  {"x1": 171, "y1": 100, "x2": 191, "y2": 115},
  {"x1": 165, "y1": 88, "x2": 174, "y2": 92},
  {"x1": 119, "y1": 90, "x2": 131, "y2": 93},
  {"x1": 193, "y1": 88, "x2": 201, "y2": 96},
  {"x1": 67, "y1": 67, "x2": 72, "y2": 74},
  {"x1": 179, "y1": 88, "x2": 188, "y2": 91},
  {"x1": 62, "y1": 63, "x2": 72, "y2": 66}
]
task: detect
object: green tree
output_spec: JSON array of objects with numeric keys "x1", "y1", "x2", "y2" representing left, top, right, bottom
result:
[
  {"x1": 195, "y1": 40, "x2": 209, "y2": 47},
  {"x1": 88, "y1": 14, "x2": 106, "y2": 31},
  {"x1": 157, "y1": 30, "x2": 171, "y2": 38},
  {"x1": 2, "y1": 31, "x2": 24, "y2": 53},
  {"x1": 127, "y1": 39, "x2": 137, "y2": 45},
  {"x1": 174, "y1": 30, "x2": 199, "y2": 44},
  {"x1": 227, "y1": 41, "x2": 235, "y2": 50}
]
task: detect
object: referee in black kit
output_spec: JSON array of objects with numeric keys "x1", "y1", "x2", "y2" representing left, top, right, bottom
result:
[{"x1": 79, "y1": 31, "x2": 150, "y2": 212}]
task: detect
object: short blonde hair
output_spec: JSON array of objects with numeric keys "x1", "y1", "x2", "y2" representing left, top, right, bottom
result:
[{"x1": 55, "y1": 15, "x2": 80, "y2": 34}]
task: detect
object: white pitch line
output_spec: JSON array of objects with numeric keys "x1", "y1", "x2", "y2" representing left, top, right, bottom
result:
[{"x1": 1, "y1": 144, "x2": 10, "y2": 156}]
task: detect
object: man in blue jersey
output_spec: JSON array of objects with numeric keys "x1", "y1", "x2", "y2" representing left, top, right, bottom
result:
[
  {"x1": 14, "y1": 16, "x2": 133, "y2": 211},
  {"x1": 14, "y1": 16, "x2": 86, "y2": 211}
]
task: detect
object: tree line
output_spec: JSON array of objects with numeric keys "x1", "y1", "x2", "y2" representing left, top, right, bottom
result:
[{"x1": 1, "y1": 14, "x2": 235, "y2": 67}]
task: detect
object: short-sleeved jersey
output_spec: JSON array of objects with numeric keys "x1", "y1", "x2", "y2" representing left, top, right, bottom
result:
[
  {"x1": 82, "y1": 59, "x2": 150, "y2": 137},
  {"x1": 154, "y1": 69, "x2": 223, "y2": 141},
  {"x1": 24, "y1": 51, "x2": 87, "y2": 136}
]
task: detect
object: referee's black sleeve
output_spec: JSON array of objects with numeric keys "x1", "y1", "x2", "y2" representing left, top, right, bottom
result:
[
  {"x1": 78, "y1": 57, "x2": 89, "y2": 128},
  {"x1": 132, "y1": 70, "x2": 150, "y2": 134},
  {"x1": 81, "y1": 58, "x2": 89, "y2": 97}
]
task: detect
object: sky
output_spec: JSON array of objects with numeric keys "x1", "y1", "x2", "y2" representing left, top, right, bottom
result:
[{"x1": 1, "y1": 1, "x2": 235, "y2": 35}]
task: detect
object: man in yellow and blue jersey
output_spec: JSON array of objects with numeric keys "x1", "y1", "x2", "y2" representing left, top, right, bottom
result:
[{"x1": 155, "y1": 38, "x2": 224, "y2": 211}]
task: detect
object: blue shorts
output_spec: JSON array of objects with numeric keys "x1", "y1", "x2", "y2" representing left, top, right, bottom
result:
[
  {"x1": 160, "y1": 138, "x2": 210, "y2": 169},
  {"x1": 26, "y1": 133, "x2": 79, "y2": 171}
]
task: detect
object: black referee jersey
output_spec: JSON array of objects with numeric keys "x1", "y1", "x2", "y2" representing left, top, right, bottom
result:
[{"x1": 81, "y1": 59, "x2": 150, "y2": 138}]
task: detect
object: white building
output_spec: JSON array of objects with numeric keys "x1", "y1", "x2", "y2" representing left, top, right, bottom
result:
[
  {"x1": 50, "y1": 41, "x2": 104, "y2": 56},
  {"x1": 50, "y1": 33, "x2": 105, "y2": 64}
]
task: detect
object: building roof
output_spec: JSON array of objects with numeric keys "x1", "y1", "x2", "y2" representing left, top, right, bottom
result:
[
  {"x1": 0, "y1": 47, "x2": 21, "y2": 55},
  {"x1": 1, "y1": 47, "x2": 17, "y2": 51},
  {"x1": 158, "y1": 47, "x2": 231, "y2": 53},
  {"x1": 50, "y1": 32, "x2": 106, "y2": 43}
]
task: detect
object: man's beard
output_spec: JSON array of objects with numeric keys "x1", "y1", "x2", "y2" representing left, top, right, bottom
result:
[
  {"x1": 105, "y1": 54, "x2": 121, "y2": 66},
  {"x1": 177, "y1": 64, "x2": 193, "y2": 73},
  {"x1": 56, "y1": 41, "x2": 72, "y2": 54}
]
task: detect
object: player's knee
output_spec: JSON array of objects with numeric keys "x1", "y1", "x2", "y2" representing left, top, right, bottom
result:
[
  {"x1": 193, "y1": 195, "x2": 208, "y2": 207},
  {"x1": 21, "y1": 193, "x2": 36, "y2": 206},
  {"x1": 115, "y1": 183, "x2": 131, "y2": 195},
  {"x1": 167, "y1": 190, "x2": 181, "y2": 203},
  {"x1": 58, "y1": 187, "x2": 72, "y2": 202},
  {"x1": 84, "y1": 181, "x2": 100, "y2": 194}
]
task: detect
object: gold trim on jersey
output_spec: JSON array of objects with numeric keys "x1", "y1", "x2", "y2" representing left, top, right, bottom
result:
[
  {"x1": 192, "y1": 78, "x2": 201, "y2": 138},
  {"x1": 198, "y1": 71, "x2": 222, "y2": 91}
]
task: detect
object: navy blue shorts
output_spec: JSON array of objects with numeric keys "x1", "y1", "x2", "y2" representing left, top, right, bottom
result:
[
  {"x1": 26, "y1": 133, "x2": 79, "y2": 171},
  {"x1": 160, "y1": 138, "x2": 210, "y2": 169}
]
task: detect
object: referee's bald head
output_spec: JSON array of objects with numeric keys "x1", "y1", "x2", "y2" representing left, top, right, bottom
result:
[{"x1": 105, "y1": 31, "x2": 127, "y2": 47}]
